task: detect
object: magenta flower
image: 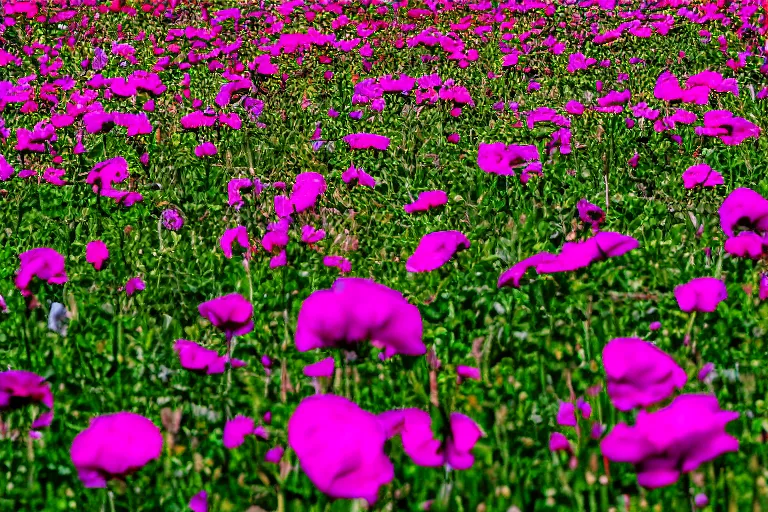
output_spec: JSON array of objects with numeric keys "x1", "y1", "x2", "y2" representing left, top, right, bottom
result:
[
  {"x1": 70, "y1": 412, "x2": 163, "y2": 488},
  {"x1": 223, "y1": 416, "x2": 257, "y2": 449},
  {"x1": 404, "y1": 190, "x2": 448, "y2": 214},
  {"x1": 682, "y1": 164, "x2": 723, "y2": 189},
  {"x1": 301, "y1": 225, "x2": 326, "y2": 244},
  {"x1": 477, "y1": 142, "x2": 539, "y2": 175},
  {"x1": 194, "y1": 142, "x2": 217, "y2": 158},
  {"x1": 695, "y1": 110, "x2": 760, "y2": 146},
  {"x1": 0, "y1": 154, "x2": 14, "y2": 181},
  {"x1": 173, "y1": 340, "x2": 246, "y2": 374},
  {"x1": 0, "y1": 370, "x2": 54, "y2": 412},
  {"x1": 549, "y1": 432, "x2": 571, "y2": 453},
  {"x1": 85, "y1": 240, "x2": 109, "y2": 271},
  {"x1": 556, "y1": 402, "x2": 577, "y2": 427},
  {"x1": 603, "y1": 338, "x2": 687, "y2": 411},
  {"x1": 304, "y1": 357, "x2": 335, "y2": 378},
  {"x1": 406, "y1": 231, "x2": 470, "y2": 272},
  {"x1": 16, "y1": 248, "x2": 68, "y2": 295},
  {"x1": 577, "y1": 199, "x2": 605, "y2": 231},
  {"x1": 220, "y1": 226, "x2": 250, "y2": 259},
  {"x1": 456, "y1": 365, "x2": 480, "y2": 383},
  {"x1": 343, "y1": 133, "x2": 390, "y2": 151},
  {"x1": 296, "y1": 278, "x2": 425, "y2": 358},
  {"x1": 270, "y1": 250, "x2": 287, "y2": 268},
  {"x1": 265, "y1": 446, "x2": 285, "y2": 464},
  {"x1": 674, "y1": 277, "x2": 727, "y2": 313},
  {"x1": 497, "y1": 252, "x2": 557, "y2": 288},
  {"x1": 161, "y1": 209, "x2": 184, "y2": 231},
  {"x1": 377, "y1": 408, "x2": 482, "y2": 470},
  {"x1": 649, "y1": 321, "x2": 662, "y2": 331},
  {"x1": 199, "y1": 294, "x2": 254, "y2": 342},
  {"x1": 698, "y1": 362, "x2": 715, "y2": 382},
  {"x1": 499, "y1": 232, "x2": 638, "y2": 287},
  {"x1": 189, "y1": 490, "x2": 207, "y2": 512},
  {"x1": 601, "y1": 394, "x2": 739, "y2": 488},
  {"x1": 227, "y1": 178, "x2": 259, "y2": 210},
  {"x1": 342, "y1": 164, "x2": 376, "y2": 187},
  {"x1": 718, "y1": 188, "x2": 768, "y2": 237},
  {"x1": 323, "y1": 255, "x2": 352, "y2": 273},
  {"x1": 760, "y1": 274, "x2": 768, "y2": 301},
  {"x1": 288, "y1": 395, "x2": 394, "y2": 504},
  {"x1": 724, "y1": 232, "x2": 766, "y2": 259},
  {"x1": 125, "y1": 277, "x2": 145, "y2": 296}
]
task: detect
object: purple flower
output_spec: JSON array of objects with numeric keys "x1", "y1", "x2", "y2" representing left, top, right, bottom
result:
[
  {"x1": 220, "y1": 226, "x2": 250, "y2": 259},
  {"x1": 603, "y1": 338, "x2": 687, "y2": 411},
  {"x1": 189, "y1": 490, "x2": 207, "y2": 512},
  {"x1": 404, "y1": 190, "x2": 448, "y2": 214},
  {"x1": 162, "y1": 209, "x2": 184, "y2": 231},
  {"x1": 295, "y1": 278, "x2": 425, "y2": 358},
  {"x1": 556, "y1": 402, "x2": 576, "y2": 427},
  {"x1": 649, "y1": 321, "x2": 662, "y2": 331},
  {"x1": 377, "y1": 408, "x2": 482, "y2": 470},
  {"x1": 198, "y1": 294, "x2": 254, "y2": 342},
  {"x1": 406, "y1": 231, "x2": 470, "y2": 273},
  {"x1": 223, "y1": 416, "x2": 256, "y2": 449},
  {"x1": 194, "y1": 142, "x2": 217, "y2": 158},
  {"x1": 323, "y1": 255, "x2": 352, "y2": 273},
  {"x1": 265, "y1": 446, "x2": 285, "y2": 464},
  {"x1": 718, "y1": 188, "x2": 768, "y2": 237},
  {"x1": 674, "y1": 277, "x2": 727, "y2": 313},
  {"x1": 125, "y1": 277, "x2": 145, "y2": 296},
  {"x1": 601, "y1": 394, "x2": 738, "y2": 489},
  {"x1": 304, "y1": 357, "x2": 335, "y2": 378},
  {"x1": 549, "y1": 432, "x2": 571, "y2": 453},
  {"x1": 16, "y1": 248, "x2": 68, "y2": 295},
  {"x1": 456, "y1": 365, "x2": 481, "y2": 383},
  {"x1": 698, "y1": 362, "x2": 715, "y2": 382},
  {"x1": 71, "y1": 412, "x2": 163, "y2": 488},
  {"x1": 0, "y1": 370, "x2": 54, "y2": 411},
  {"x1": 174, "y1": 340, "x2": 246, "y2": 375},
  {"x1": 682, "y1": 164, "x2": 723, "y2": 189},
  {"x1": 85, "y1": 241, "x2": 109, "y2": 271},
  {"x1": 343, "y1": 133, "x2": 390, "y2": 151},
  {"x1": 577, "y1": 199, "x2": 605, "y2": 231},
  {"x1": 301, "y1": 225, "x2": 326, "y2": 244},
  {"x1": 288, "y1": 395, "x2": 394, "y2": 504},
  {"x1": 342, "y1": 164, "x2": 376, "y2": 188}
]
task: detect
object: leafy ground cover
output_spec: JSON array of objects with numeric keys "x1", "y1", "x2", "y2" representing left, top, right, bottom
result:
[{"x1": 1, "y1": 0, "x2": 767, "y2": 510}]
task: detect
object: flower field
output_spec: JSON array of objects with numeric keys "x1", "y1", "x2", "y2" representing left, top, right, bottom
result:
[{"x1": 0, "y1": 0, "x2": 767, "y2": 510}]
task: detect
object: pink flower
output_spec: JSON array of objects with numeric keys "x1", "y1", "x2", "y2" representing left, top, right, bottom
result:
[
  {"x1": 295, "y1": 278, "x2": 425, "y2": 358},
  {"x1": 718, "y1": 188, "x2": 768, "y2": 237},
  {"x1": 577, "y1": 199, "x2": 605, "y2": 231},
  {"x1": 270, "y1": 250, "x2": 287, "y2": 268},
  {"x1": 125, "y1": 277, "x2": 145, "y2": 296},
  {"x1": 85, "y1": 240, "x2": 109, "y2": 270},
  {"x1": 264, "y1": 445, "x2": 285, "y2": 464},
  {"x1": 724, "y1": 232, "x2": 766, "y2": 259},
  {"x1": 342, "y1": 164, "x2": 376, "y2": 187},
  {"x1": 301, "y1": 225, "x2": 326, "y2": 244},
  {"x1": 457, "y1": 365, "x2": 480, "y2": 383},
  {"x1": 0, "y1": 370, "x2": 54, "y2": 411},
  {"x1": 189, "y1": 490, "x2": 207, "y2": 512},
  {"x1": 404, "y1": 190, "x2": 448, "y2": 214},
  {"x1": 220, "y1": 226, "x2": 250, "y2": 259},
  {"x1": 556, "y1": 402, "x2": 577, "y2": 427},
  {"x1": 323, "y1": 255, "x2": 352, "y2": 273},
  {"x1": 16, "y1": 248, "x2": 68, "y2": 294},
  {"x1": 304, "y1": 357, "x2": 335, "y2": 378},
  {"x1": 760, "y1": 274, "x2": 768, "y2": 301},
  {"x1": 343, "y1": 133, "x2": 390, "y2": 151},
  {"x1": 549, "y1": 432, "x2": 571, "y2": 453},
  {"x1": 194, "y1": 142, "x2": 217, "y2": 157},
  {"x1": 223, "y1": 416, "x2": 257, "y2": 449},
  {"x1": 198, "y1": 294, "x2": 254, "y2": 342},
  {"x1": 477, "y1": 142, "x2": 539, "y2": 175},
  {"x1": 406, "y1": 231, "x2": 470, "y2": 272},
  {"x1": 71, "y1": 412, "x2": 163, "y2": 487},
  {"x1": 288, "y1": 395, "x2": 394, "y2": 504},
  {"x1": 682, "y1": 164, "x2": 723, "y2": 189},
  {"x1": 173, "y1": 340, "x2": 246, "y2": 374},
  {"x1": 674, "y1": 277, "x2": 727, "y2": 313},
  {"x1": 378, "y1": 408, "x2": 482, "y2": 470},
  {"x1": 603, "y1": 338, "x2": 687, "y2": 411},
  {"x1": 601, "y1": 395, "x2": 739, "y2": 488}
]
